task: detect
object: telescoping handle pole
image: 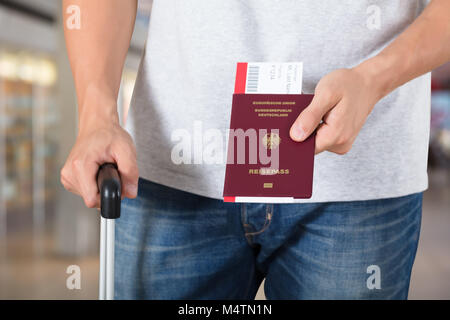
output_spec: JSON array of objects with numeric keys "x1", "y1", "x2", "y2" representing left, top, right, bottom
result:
[{"x1": 97, "y1": 163, "x2": 121, "y2": 300}]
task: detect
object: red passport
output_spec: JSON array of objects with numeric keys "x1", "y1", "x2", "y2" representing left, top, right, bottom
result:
[{"x1": 223, "y1": 93, "x2": 315, "y2": 202}]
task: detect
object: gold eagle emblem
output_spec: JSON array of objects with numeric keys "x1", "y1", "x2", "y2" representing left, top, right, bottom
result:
[{"x1": 262, "y1": 133, "x2": 281, "y2": 150}]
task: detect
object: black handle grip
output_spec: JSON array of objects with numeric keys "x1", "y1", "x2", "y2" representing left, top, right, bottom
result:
[{"x1": 97, "y1": 163, "x2": 121, "y2": 219}]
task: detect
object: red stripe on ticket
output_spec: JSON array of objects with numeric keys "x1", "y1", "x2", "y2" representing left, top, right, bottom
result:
[
  {"x1": 223, "y1": 196, "x2": 236, "y2": 202},
  {"x1": 234, "y1": 62, "x2": 248, "y2": 94}
]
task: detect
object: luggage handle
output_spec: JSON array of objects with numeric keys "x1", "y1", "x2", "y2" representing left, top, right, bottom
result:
[
  {"x1": 97, "y1": 163, "x2": 121, "y2": 219},
  {"x1": 97, "y1": 162, "x2": 121, "y2": 300}
]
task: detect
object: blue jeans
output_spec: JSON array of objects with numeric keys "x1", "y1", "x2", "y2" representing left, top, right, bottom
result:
[{"x1": 115, "y1": 178, "x2": 422, "y2": 299}]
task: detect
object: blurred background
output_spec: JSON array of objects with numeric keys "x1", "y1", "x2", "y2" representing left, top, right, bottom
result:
[{"x1": 0, "y1": 0, "x2": 449, "y2": 299}]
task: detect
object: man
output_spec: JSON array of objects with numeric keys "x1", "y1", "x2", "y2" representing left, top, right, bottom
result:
[{"x1": 61, "y1": 0, "x2": 450, "y2": 299}]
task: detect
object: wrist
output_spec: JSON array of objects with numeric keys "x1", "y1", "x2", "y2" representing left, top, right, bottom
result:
[
  {"x1": 352, "y1": 58, "x2": 387, "y2": 103},
  {"x1": 77, "y1": 82, "x2": 119, "y2": 126},
  {"x1": 78, "y1": 100, "x2": 119, "y2": 134},
  {"x1": 353, "y1": 52, "x2": 407, "y2": 102}
]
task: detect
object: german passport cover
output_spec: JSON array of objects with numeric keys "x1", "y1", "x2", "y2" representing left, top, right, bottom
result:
[{"x1": 223, "y1": 93, "x2": 315, "y2": 202}]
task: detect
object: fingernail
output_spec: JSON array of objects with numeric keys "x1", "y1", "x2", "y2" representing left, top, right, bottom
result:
[{"x1": 291, "y1": 123, "x2": 305, "y2": 141}]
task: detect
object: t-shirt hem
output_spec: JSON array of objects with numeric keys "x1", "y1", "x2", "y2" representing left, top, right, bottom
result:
[{"x1": 136, "y1": 163, "x2": 429, "y2": 204}]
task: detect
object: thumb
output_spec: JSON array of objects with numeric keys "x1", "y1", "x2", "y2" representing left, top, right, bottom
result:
[
  {"x1": 290, "y1": 92, "x2": 338, "y2": 142},
  {"x1": 114, "y1": 144, "x2": 139, "y2": 199}
]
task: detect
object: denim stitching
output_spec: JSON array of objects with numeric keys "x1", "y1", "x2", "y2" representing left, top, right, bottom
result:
[
  {"x1": 240, "y1": 204, "x2": 254, "y2": 245},
  {"x1": 245, "y1": 204, "x2": 274, "y2": 237}
]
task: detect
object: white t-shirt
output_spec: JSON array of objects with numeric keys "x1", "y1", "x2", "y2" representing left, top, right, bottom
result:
[{"x1": 126, "y1": 0, "x2": 431, "y2": 202}]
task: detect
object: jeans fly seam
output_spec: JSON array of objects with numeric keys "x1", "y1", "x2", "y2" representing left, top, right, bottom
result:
[
  {"x1": 245, "y1": 204, "x2": 273, "y2": 237},
  {"x1": 241, "y1": 204, "x2": 254, "y2": 246}
]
